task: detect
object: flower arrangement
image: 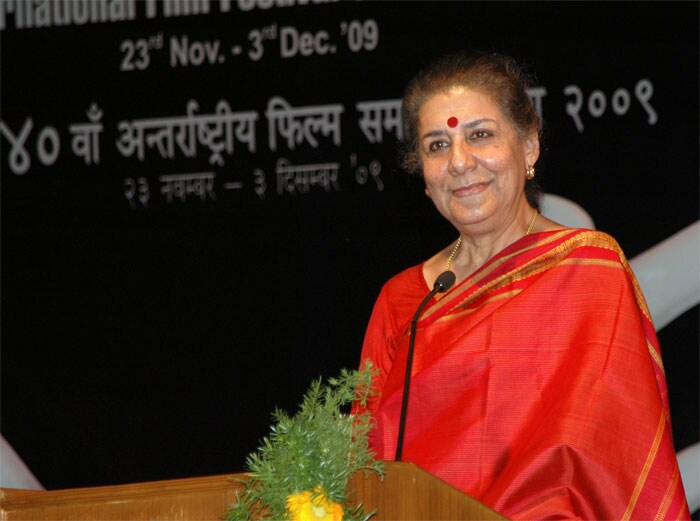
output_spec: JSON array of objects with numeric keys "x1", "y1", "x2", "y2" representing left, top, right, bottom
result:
[{"x1": 226, "y1": 362, "x2": 384, "y2": 521}]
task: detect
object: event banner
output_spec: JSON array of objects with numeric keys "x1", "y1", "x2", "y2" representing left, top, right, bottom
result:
[{"x1": 3, "y1": 0, "x2": 692, "y2": 229}]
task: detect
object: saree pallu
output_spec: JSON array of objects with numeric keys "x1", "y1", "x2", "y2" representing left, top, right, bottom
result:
[{"x1": 355, "y1": 229, "x2": 690, "y2": 520}]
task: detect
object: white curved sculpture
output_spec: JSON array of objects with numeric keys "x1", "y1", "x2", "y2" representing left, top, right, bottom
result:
[
  {"x1": 541, "y1": 193, "x2": 596, "y2": 230},
  {"x1": 630, "y1": 221, "x2": 700, "y2": 330},
  {"x1": 0, "y1": 435, "x2": 43, "y2": 490}
]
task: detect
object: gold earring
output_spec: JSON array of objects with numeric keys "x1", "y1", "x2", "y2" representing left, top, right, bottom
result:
[{"x1": 526, "y1": 165, "x2": 535, "y2": 180}]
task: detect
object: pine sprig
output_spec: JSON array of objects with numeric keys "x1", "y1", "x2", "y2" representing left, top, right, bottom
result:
[{"x1": 227, "y1": 362, "x2": 384, "y2": 521}]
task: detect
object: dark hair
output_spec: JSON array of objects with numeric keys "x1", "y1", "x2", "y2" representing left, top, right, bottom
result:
[{"x1": 399, "y1": 50, "x2": 543, "y2": 209}]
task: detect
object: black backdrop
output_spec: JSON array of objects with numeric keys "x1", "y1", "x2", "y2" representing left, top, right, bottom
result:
[{"x1": 1, "y1": 1, "x2": 698, "y2": 490}]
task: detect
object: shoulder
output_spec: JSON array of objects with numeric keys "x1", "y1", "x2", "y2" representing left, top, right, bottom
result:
[
  {"x1": 367, "y1": 263, "x2": 428, "y2": 331},
  {"x1": 498, "y1": 228, "x2": 630, "y2": 276},
  {"x1": 526, "y1": 227, "x2": 627, "y2": 260},
  {"x1": 381, "y1": 263, "x2": 426, "y2": 295},
  {"x1": 371, "y1": 263, "x2": 428, "y2": 312},
  {"x1": 525, "y1": 227, "x2": 640, "y2": 292},
  {"x1": 557, "y1": 229, "x2": 630, "y2": 264},
  {"x1": 566, "y1": 228, "x2": 650, "y2": 305}
]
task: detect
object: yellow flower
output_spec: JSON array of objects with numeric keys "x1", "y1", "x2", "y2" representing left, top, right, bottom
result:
[{"x1": 286, "y1": 486, "x2": 344, "y2": 521}]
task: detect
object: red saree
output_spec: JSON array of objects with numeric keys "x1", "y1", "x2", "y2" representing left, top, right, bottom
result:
[{"x1": 354, "y1": 229, "x2": 690, "y2": 520}]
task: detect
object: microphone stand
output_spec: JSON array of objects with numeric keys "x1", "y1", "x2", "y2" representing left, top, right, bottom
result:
[{"x1": 395, "y1": 270, "x2": 456, "y2": 461}]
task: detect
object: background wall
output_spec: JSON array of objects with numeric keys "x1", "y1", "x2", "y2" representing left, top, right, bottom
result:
[{"x1": 1, "y1": 0, "x2": 698, "y2": 490}]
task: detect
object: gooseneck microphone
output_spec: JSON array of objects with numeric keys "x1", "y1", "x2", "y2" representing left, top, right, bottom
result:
[{"x1": 395, "y1": 270, "x2": 456, "y2": 461}]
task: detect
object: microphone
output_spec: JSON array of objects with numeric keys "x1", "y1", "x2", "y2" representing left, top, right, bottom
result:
[
  {"x1": 395, "y1": 270, "x2": 456, "y2": 461},
  {"x1": 433, "y1": 270, "x2": 456, "y2": 293}
]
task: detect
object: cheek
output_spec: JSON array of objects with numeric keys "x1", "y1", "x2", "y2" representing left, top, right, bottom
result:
[
  {"x1": 479, "y1": 148, "x2": 513, "y2": 172},
  {"x1": 421, "y1": 160, "x2": 445, "y2": 183}
]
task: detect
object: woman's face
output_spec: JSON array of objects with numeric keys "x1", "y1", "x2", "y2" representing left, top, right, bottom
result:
[{"x1": 418, "y1": 87, "x2": 539, "y2": 234}]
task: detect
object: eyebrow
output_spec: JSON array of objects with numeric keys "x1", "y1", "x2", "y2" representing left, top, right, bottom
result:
[{"x1": 420, "y1": 118, "x2": 497, "y2": 140}]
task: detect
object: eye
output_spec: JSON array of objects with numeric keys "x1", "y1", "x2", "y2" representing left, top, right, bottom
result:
[
  {"x1": 428, "y1": 140, "x2": 449, "y2": 153},
  {"x1": 469, "y1": 129, "x2": 493, "y2": 140}
]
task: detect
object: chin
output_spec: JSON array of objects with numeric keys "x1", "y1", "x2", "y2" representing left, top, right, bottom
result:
[{"x1": 446, "y1": 203, "x2": 494, "y2": 226}]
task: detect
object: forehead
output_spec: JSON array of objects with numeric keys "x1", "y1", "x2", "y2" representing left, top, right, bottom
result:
[{"x1": 419, "y1": 87, "x2": 503, "y2": 126}]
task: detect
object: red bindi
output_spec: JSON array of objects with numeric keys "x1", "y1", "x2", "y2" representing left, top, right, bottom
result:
[{"x1": 447, "y1": 116, "x2": 458, "y2": 128}]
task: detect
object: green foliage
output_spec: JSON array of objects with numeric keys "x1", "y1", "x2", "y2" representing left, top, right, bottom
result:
[{"x1": 226, "y1": 362, "x2": 384, "y2": 521}]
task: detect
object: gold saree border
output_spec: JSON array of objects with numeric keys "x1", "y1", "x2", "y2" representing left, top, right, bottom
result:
[
  {"x1": 654, "y1": 463, "x2": 680, "y2": 521},
  {"x1": 621, "y1": 412, "x2": 666, "y2": 521},
  {"x1": 647, "y1": 338, "x2": 666, "y2": 377},
  {"x1": 425, "y1": 230, "x2": 651, "y2": 324}
]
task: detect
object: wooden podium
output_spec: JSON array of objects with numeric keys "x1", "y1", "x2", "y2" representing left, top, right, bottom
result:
[{"x1": 1, "y1": 462, "x2": 507, "y2": 520}]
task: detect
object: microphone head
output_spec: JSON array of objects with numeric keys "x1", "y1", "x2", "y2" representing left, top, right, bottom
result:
[{"x1": 434, "y1": 270, "x2": 456, "y2": 293}]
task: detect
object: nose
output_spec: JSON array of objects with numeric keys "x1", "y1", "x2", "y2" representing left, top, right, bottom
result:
[{"x1": 448, "y1": 139, "x2": 477, "y2": 175}]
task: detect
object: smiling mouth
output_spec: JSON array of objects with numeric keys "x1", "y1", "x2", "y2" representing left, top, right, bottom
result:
[{"x1": 453, "y1": 181, "x2": 491, "y2": 197}]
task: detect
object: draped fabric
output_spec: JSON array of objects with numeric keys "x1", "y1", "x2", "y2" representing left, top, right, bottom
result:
[{"x1": 354, "y1": 229, "x2": 690, "y2": 520}]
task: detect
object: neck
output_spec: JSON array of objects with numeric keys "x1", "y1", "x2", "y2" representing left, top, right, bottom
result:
[{"x1": 452, "y1": 205, "x2": 536, "y2": 277}]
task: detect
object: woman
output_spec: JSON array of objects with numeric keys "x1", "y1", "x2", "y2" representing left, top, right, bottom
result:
[{"x1": 354, "y1": 51, "x2": 690, "y2": 520}]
